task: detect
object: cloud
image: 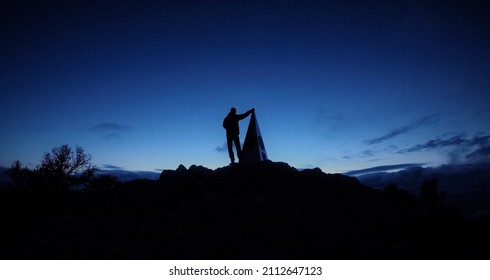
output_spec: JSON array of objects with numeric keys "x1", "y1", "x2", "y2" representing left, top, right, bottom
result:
[
  {"x1": 398, "y1": 134, "x2": 467, "y2": 153},
  {"x1": 360, "y1": 149, "x2": 375, "y2": 157},
  {"x1": 353, "y1": 162, "x2": 490, "y2": 218},
  {"x1": 469, "y1": 135, "x2": 490, "y2": 146},
  {"x1": 101, "y1": 164, "x2": 124, "y2": 170},
  {"x1": 354, "y1": 145, "x2": 399, "y2": 159},
  {"x1": 364, "y1": 113, "x2": 441, "y2": 145},
  {"x1": 345, "y1": 163, "x2": 424, "y2": 176},
  {"x1": 88, "y1": 122, "x2": 132, "y2": 142},
  {"x1": 215, "y1": 143, "x2": 227, "y2": 153},
  {"x1": 89, "y1": 122, "x2": 132, "y2": 132},
  {"x1": 466, "y1": 146, "x2": 490, "y2": 161},
  {"x1": 398, "y1": 134, "x2": 490, "y2": 163},
  {"x1": 355, "y1": 162, "x2": 490, "y2": 195},
  {"x1": 215, "y1": 142, "x2": 244, "y2": 153}
]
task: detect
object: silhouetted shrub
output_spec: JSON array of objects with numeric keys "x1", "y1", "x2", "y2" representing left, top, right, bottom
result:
[
  {"x1": 87, "y1": 174, "x2": 120, "y2": 192},
  {"x1": 8, "y1": 144, "x2": 97, "y2": 192},
  {"x1": 420, "y1": 178, "x2": 445, "y2": 212},
  {"x1": 383, "y1": 183, "x2": 416, "y2": 205},
  {"x1": 7, "y1": 160, "x2": 33, "y2": 190}
]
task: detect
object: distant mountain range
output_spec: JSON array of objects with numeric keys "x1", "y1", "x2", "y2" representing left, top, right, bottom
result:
[
  {"x1": 0, "y1": 167, "x2": 9, "y2": 184},
  {"x1": 0, "y1": 167, "x2": 160, "y2": 185},
  {"x1": 3, "y1": 161, "x2": 488, "y2": 219},
  {"x1": 355, "y1": 161, "x2": 490, "y2": 194},
  {"x1": 3, "y1": 161, "x2": 490, "y2": 192},
  {"x1": 96, "y1": 169, "x2": 160, "y2": 181}
]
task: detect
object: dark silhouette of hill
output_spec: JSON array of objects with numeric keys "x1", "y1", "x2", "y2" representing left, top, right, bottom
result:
[
  {"x1": 0, "y1": 167, "x2": 10, "y2": 186},
  {"x1": 0, "y1": 161, "x2": 489, "y2": 259},
  {"x1": 97, "y1": 169, "x2": 160, "y2": 182},
  {"x1": 357, "y1": 162, "x2": 490, "y2": 194},
  {"x1": 354, "y1": 162, "x2": 490, "y2": 218}
]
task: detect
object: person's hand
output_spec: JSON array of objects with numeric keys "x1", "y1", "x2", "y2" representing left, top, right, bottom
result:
[{"x1": 251, "y1": 108, "x2": 255, "y2": 113}]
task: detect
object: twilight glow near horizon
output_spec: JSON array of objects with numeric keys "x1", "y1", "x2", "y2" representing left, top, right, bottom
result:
[{"x1": 1, "y1": 1, "x2": 489, "y2": 173}]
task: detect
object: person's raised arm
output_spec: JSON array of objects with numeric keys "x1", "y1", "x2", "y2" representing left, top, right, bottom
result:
[{"x1": 236, "y1": 108, "x2": 255, "y2": 120}]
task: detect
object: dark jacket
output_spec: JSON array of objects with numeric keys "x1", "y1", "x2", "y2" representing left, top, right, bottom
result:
[{"x1": 223, "y1": 110, "x2": 252, "y2": 136}]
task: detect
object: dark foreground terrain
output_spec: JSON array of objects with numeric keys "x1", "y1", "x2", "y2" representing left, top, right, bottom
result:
[{"x1": 1, "y1": 161, "x2": 489, "y2": 259}]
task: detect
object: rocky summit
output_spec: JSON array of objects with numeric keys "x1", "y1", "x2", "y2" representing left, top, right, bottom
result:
[{"x1": 0, "y1": 161, "x2": 488, "y2": 259}]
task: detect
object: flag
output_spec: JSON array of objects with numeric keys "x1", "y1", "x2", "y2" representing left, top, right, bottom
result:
[{"x1": 241, "y1": 112, "x2": 268, "y2": 163}]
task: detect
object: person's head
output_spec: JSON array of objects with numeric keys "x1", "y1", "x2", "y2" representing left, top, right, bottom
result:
[{"x1": 230, "y1": 107, "x2": 236, "y2": 114}]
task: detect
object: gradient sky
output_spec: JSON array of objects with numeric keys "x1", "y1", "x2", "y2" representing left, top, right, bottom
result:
[{"x1": 1, "y1": 0, "x2": 489, "y2": 173}]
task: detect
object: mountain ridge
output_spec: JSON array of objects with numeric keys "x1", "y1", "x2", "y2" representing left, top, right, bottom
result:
[{"x1": 1, "y1": 160, "x2": 489, "y2": 259}]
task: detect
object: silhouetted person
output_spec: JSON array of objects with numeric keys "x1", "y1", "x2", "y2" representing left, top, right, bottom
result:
[{"x1": 223, "y1": 107, "x2": 254, "y2": 164}]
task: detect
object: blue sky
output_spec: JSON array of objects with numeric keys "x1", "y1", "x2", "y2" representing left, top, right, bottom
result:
[{"x1": 1, "y1": 0, "x2": 489, "y2": 173}]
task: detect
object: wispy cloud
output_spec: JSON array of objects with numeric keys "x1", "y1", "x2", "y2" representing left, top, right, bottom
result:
[
  {"x1": 364, "y1": 113, "x2": 442, "y2": 145},
  {"x1": 398, "y1": 135, "x2": 467, "y2": 153},
  {"x1": 466, "y1": 135, "x2": 490, "y2": 162},
  {"x1": 345, "y1": 163, "x2": 424, "y2": 176},
  {"x1": 356, "y1": 161, "x2": 490, "y2": 194},
  {"x1": 398, "y1": 133, "x2": 490, "y2": 163},
  {"x1": 399, "y1": 134, "x2": 490, "y2": 154},
  {"x1": 352, "y1": 145, "x2": 399, "y2": 159},
  {"x1": 466, "y1": 146, "x2": 490, "y2": 161},
  {"x1": 215, "y1": 143, "x2": 227, "y2": 153},
  {"x1": 360, "y1": 149, "x2": 375, "y2": 157},
  {"x1": 88, "y1": 122, "x2": 132, "y2": 142},
  {"x1": 89, "y1": 122, "x2": 132, "y2": 132},
  {"x1": 469, "y1": 135, "x2": 490, "y2": 147},
  {"x1": 101, "y1": 164, "x2": 124, "y2": 170}
]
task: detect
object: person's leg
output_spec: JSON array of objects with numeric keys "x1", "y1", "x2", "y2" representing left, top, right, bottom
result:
[
  {"x1": 227, "y1": 135, "x2": 235, "y2": 163},
  {"x1": 233, "y1": 135, "x2": 242, "y2": 161}
]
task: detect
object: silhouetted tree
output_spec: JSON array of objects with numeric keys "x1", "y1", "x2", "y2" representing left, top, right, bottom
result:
[
  {"x1": 420, "y1": 178, "x2": 444, "y2": 212},
  {"x1": 38, "y1": 145, "x2": 97, "y2": 191},
  {"x1": 8, "y1": 145, "x2": 97, "y2": 192},
  {"x1": 87, "y1": 174, "x2": 119, "y2": 192},
  {"x1": 383, "y1": 183, "x2": 416, "y2": 206},
  {"x1": 7, "y1": 160, "x2": 33, "y2": 190}
]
